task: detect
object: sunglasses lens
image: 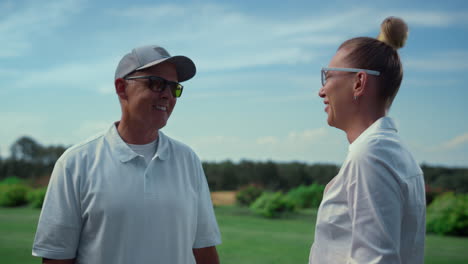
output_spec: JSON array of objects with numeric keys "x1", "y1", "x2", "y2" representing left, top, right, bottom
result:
[
  {"x1": 151, "y1": 78, "x2": 165, "y2": 91},
  {"x1": 147, "y1": 77, "x2": 183, "y2": 97},
  {"x1": 173, "y1": 85, "x2": 183, "y2": 98}
]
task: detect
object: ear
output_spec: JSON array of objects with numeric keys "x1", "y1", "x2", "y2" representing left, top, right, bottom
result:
[
  {"x1": 115, "y1": 78, "x2": 128, "y2": 100},
  {"x1": 353, "y1": 71, "x2": 368, "y2": 97}
]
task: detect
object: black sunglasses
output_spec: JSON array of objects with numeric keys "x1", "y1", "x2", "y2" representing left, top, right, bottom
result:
[{"x1": 124, "y1": 76, "x2": 184, "y2": 98}]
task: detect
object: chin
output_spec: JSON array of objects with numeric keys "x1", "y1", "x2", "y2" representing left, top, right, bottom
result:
[
  {"x1": 326, "y1": 116, "x2": 334, "y2": 127},
  {"x1": 155, "y1": 123, "x2": 167, "y2": 130},
  {"x1": 159, "y1": 120, "x2": 169, "y2": 129},
  {"x1": 149, "y1": 119, "x2": 167, "y2": 131}
]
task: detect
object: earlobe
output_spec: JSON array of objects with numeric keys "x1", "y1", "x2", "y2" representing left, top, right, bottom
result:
[{"x1": 115, "y1": 78, "x2": 128, "y2": 100}]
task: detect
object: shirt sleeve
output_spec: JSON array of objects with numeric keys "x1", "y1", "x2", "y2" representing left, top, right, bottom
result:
[
  {"x1": 192, "y1": 156, "x2": 222, "y2": 249},
  {"x1": 32, "y1": 159, "x2": 82, "y2": 259},
  {"x1": 346, "y1": 151, "x2": 403, "y2": 264}
]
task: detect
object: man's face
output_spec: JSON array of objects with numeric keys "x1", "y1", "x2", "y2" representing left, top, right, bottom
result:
[{"x1": 123, "y1": 62, "x2": 178, "y2": 130}]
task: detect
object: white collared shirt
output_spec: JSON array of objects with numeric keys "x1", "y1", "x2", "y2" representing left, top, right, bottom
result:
[
  {"x1": 33, "y1": 123, "x2": 221, "y2": 264},
  {"x1": 309, "y1": 117, "x2": 426, "y2": 264}
]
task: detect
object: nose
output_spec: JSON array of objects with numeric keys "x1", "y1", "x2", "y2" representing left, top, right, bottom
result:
[{"x1": 318, "y1": 86, "x2": 326, "y2": 98}]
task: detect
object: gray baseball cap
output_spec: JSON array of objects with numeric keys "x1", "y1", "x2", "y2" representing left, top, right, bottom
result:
[{"x1": 114, "y1": 45, "x2": 196, "y2": 82}]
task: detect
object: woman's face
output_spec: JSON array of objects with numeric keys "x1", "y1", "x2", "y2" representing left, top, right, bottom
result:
[{"x1": 318, "y1": 49, "x2": 356, "y2": 130}]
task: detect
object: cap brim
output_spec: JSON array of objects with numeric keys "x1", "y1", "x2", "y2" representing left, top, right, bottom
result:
[{"x1": 136, "y1": 55, "x2": 196, "y2": 82}]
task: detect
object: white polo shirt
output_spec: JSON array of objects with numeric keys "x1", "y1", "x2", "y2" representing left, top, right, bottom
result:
[
  {"x1": 32, "y1": 123, "x2": 221, "y2": 264},
  {"x1": 309, "y1": 117, "x2": 426, "y2": 264}
]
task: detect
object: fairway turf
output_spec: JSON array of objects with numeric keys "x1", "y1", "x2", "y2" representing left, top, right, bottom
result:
[
  {"x1": 0, "y1": 206, "x2": 467, "y2": 263},
  {"x1": 215, "y1": 206, "x2": 316, "y2": 264},
  {"x1": 0, "y1": 207, "x2": 39, "y2": 264}
]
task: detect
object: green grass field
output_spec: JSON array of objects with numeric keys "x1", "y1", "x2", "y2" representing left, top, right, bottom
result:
[{"x1": 0, "y1": 206, "x2": 467, "y2": 263}]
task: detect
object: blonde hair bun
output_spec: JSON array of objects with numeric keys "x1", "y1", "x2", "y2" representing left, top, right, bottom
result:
[{"x1": 377, "y1": 17, "x2": 408, "y2": 49}]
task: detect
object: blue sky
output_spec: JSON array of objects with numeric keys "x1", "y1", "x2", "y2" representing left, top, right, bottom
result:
[{"x1": 1, "y1": 0, "x2": 467, "y2": 167}]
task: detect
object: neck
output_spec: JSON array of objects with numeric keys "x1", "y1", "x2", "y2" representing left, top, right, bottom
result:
[
  {"x1": 344, "y1": 109, "x2": 385, "y2": 144},
  {"x1": 117, "y1": 119, "x2": 159, "y2": 145}
]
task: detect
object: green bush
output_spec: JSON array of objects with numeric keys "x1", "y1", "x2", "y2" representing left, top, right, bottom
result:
[
  {"x1": 250, "y1": 191, "x2": 295, "y2": 218},
  {"x1": 426, "y1": 192, "x2": 468, "y2": 236},
  {"x1": 236, "y1": 184, "x2": 264, "y2": 206},
  {"x1": 286, "y1": 183, "x2": 325, "y2": 209},
  {"x1": 27, "y1": 187, "x2": 47, "y2": 209},
  {"x1": 0, "y1": 184, "x2": 30, "y2": 207},
  {"x1": 0, "y1": 176, "x2": 24, "y2": 186}
]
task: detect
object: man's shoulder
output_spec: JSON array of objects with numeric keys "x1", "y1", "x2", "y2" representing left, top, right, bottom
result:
[
  {"x1": 162, "y1": 132, "x2": 194, "y2": 152},
  {"x1": 161, "y1": 132, "x2": 200, "y2": 160},
  {"x1": 58, "y1": 131, "x2": 107, "y2": 164}
]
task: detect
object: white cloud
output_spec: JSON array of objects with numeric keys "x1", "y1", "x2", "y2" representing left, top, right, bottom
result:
[
  {"x1": 185, "y1": 126, "x2": 344, "y2": 163},
  {"x1": 388, "y1": 11, "x2": 468, "y2": 27},
  {"x1": 196, "y1": 47, "x2": 317, "y2": 72},
  {"x1": 187, "y1": 71, "x2": 320, "y2": 103},
  {"x1": 106, "y1": 5, "x2": 468, "y2": 73},
  {"x1": 0, "y1": 68, "x2": 21, "y2": 77},
  {"x1": 5, "y1": 4, "x2": 467, "y2": 92},
  {"x1": 0, "y1": 112, "x2": 47, "y2": 157},
  {"x1": 74, "y1": 121, "x2": 109, "y2": 139},
  {"x1": 2, "y1": 2, "x2": 467, "y2": 168},
  {"x1": 96, "y1": 83, "x2": 115, "y2": 95},
  {"x1": 105, "y1": 6, "x2": 376, "y2": 72},
  {"x1": 412, "y1": 132, "x2": 468, "y2": 167},
  {"x1": 194, "y1": 135, "x2": 242, "y2": 145},
  {"x1": 440, "y1": 133, "x2": 468, "y2": 150},
  {"x1": 13, "y1": 59, "x2": 116, "y2": 91},
  {"x1": 422, "y1": 132, "x2": 468, "y2": 153},
  {"x1": 0, "y1": 0, "x2": 84, "y2": 57},
  {"x1": 286, "y1": 35, "x2": 345, "y2": 46},
  {"x1": 0, "y1": 111, "x2": 111, "y2": 158},
  {"x1": 404, "y1": 78, "x2": 461, "y2": 87},
  {"x1": 406, "y1": 51, "x2": 468, "y2": 71},
  {"x1": 256, "y1": 136, "x2": 279, "y2": 145},
  {"x1": 287, "y1": 127, "x2": 328, "y2": 143},
  {"x1": 115, "y1": 4, "x2": 186, "y2": 18}
]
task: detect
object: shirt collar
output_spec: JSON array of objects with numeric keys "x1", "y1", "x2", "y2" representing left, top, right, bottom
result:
[
  {"x1": 348, "y1": 116, "x2": 398, "y2": 153},
  {"x1": 105, "y1": 122, "x2": 170, "y2": 163}
]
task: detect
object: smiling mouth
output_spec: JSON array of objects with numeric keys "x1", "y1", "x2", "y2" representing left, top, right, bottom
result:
[{"x1": 153, "y1": 105, "x2": 167, "y2": 111}]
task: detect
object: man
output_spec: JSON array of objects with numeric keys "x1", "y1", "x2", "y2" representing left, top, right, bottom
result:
[{"x1": 32, "y1": 45, "x2": 222, "y2": 264}]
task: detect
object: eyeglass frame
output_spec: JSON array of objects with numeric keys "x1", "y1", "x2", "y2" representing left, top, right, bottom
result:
[
  {"x1": 124, "y1": 75, "x2": 184, "y2": 98},
  {"x1": 321, "y1": 67, "x2": 380, "y2": 86}
]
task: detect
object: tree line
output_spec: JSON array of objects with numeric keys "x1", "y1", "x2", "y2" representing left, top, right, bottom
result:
[{"x1": 1, "y1": 136, "x2": 467, "y2": 192}]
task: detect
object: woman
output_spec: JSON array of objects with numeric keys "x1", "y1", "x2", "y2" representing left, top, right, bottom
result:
[{"x1": 309, "y1": 17, "x2": 426, "y2": 263}]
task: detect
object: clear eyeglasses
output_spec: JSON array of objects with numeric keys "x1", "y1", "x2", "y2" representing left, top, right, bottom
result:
[{"x1": 321, "y1": 67, "x2": 380, "y2": 86}]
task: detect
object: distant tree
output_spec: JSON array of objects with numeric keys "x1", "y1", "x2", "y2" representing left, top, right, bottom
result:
[
  {"x1": 203, "y1": 160, "x2": 239, "y2": 191},
  {"x1": 1, "y1": 136, "x2": 467, "y2": 194},
  {"x1": 10, "y1": 136, "x2": 42, "y2": 162},
  {"x1": 40, "y1": 145, "x2": 67, "y2": 165},
  {"x1": 202, "y1": 160, "x2": 340, "y2": 192},
  {"x1": 422, "y1": 164, "x2": 468, "y2": 193},
  {"x1": 0, "y1": 136, "x2": 67, "y2": 181},
  {"x1": 304, "y1": 163, "x2": 339, "y2": 185},
  {"x1": 258, "y1": 161, "x2": 279, "y2": 190},
  {"x1": 0, "y1": 157, "x2": 4, "y2": 179},
  {"x1": 277, "y1": 162, "x2": 309, "y2": 190}
]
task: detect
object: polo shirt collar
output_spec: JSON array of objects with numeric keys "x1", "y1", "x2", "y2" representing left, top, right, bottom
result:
[
  {"x1": 348, "y1": 116, "x2": 398, "y2": 153},
  {"x1": 105, "y1": 122, "x2": 170, "y2": 163},
  {"x1": 155, "y1": 131, "x2": 169, "y2": 161}
]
